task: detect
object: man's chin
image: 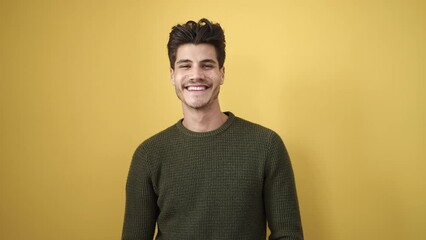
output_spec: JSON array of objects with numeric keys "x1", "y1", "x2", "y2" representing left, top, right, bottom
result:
[
  {"x1": 181, "y1": 95, "x2": 219, "y2": 110},
  {"x1": 181, "y1": 98, "x2": 211, "y2": 109},
  {"x1": 184, "y1": 102, "x2": 207, "y2": 110}
]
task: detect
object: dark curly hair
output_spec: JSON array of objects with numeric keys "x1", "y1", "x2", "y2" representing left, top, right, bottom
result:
[{"x1": 167, "y1": 18, "x2": 226, "y2": 69}]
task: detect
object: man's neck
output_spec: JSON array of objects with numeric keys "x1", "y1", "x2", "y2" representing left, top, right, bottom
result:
[{"x1": 182, "y1": 104, "x2": 228, "y2": 132}]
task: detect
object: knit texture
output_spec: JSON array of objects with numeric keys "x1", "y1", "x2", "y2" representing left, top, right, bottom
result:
[{"x1": 122, "y1": 112, "x2": 303, "y2": 240}]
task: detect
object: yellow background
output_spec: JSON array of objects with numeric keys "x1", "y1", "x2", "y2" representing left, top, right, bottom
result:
[{"x1": 1, "y1": 0, "x2": 425, "y2": 239}]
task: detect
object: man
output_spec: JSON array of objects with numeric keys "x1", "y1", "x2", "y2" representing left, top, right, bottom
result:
[{"x1": 122, "y1": 18, "x2": 303, "y2": 240}]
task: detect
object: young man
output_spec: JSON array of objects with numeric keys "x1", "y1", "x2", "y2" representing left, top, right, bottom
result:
[{"x1": 122, "y1": 18, "x2": 303, "y2": 240}]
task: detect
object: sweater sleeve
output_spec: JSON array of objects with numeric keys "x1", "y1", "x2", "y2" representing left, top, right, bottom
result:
[
  {"x1": 122, "y1": 145, "x2": 159, "y2": 240},
  {"x1": 264, "y1": 132, "x2": 304, "y2": 240}
]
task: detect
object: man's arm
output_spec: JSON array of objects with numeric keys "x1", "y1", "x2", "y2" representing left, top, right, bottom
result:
[
  {"x1": 122, "y1": 146, "x2": 158, "y2": 240},
  {"x1": 264, "y1": 132, "x2": 304, "y2": 240}
]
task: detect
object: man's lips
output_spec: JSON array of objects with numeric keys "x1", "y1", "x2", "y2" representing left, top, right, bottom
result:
[{"x1": 184, "y1": 85, "x2": 209, "y2": 91}]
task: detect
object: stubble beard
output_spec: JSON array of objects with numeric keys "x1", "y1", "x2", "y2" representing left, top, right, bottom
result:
[{"x1": 175, "y1": 85, "x2": 221, "y2": 110}]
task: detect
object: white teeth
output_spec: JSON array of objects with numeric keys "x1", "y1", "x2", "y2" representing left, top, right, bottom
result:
[{"x1": 187, "y1": 86, "x2": 207, "y2": 91}]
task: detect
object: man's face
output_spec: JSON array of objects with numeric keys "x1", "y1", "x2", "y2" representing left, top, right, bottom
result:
[{"x1": 170, "y1": 43, "x2": 224, "y2": 110}]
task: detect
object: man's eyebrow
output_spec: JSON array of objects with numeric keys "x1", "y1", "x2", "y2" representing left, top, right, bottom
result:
[
  {"x1": 200, "y1": 59, "x2": 217, "y2": 64},
  {"x1": 176, "y1": 59, "x2": 218, "y2": 64},
  {"x1": 176, "y1": 59, "x2": 192, "y2": 64}
]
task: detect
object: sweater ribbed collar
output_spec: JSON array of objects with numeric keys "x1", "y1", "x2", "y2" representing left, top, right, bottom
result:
[{"x1": 175, "y1": 112, "x2": 235, "y2": 137}]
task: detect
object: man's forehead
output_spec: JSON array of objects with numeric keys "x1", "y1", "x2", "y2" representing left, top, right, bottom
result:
[{"x1": 176, "y1": 43, "x2": 217, "y2": 58}]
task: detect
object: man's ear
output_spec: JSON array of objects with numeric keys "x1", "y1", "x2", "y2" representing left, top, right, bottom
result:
[
  {"x1": 170, "y1": 67, "x2": 175, "y2": 85},
  {"x1": 220, "y1": 66, "x2": 225, "y2": 85}
]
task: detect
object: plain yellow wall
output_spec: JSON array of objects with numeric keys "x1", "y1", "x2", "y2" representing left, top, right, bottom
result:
[{"x1": 1, "y1": 0, "x2": 425, "y2": 239}]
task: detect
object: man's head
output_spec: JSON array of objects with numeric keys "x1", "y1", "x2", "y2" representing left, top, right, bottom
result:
[{"x1": 167, "y1": 18, "x2": 226, "y2": 69}]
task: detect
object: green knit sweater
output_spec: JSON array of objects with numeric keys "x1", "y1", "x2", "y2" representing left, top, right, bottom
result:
[{"x1": 122, "y1": 112, "x2": 303, "y2": 240}]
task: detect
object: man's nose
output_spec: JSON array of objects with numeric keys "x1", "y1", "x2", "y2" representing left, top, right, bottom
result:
[{"x1": 189, "y1": 66, "x2": 204, "y2": 81}]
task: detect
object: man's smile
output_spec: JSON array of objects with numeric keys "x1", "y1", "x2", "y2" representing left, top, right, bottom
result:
[{"x1": 184, "y1": 85, "x2": 210, "y2": 91}]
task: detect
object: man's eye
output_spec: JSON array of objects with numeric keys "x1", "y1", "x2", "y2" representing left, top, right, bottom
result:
[
  {"x1": 203, "y1": 65, "x2": 213, "y2": 69},
  {"x1": 179, "y1": 65, "x2": 190, "y2": 69}
]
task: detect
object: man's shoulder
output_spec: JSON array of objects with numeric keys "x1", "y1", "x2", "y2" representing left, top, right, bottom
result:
[
  {"x1": 136, "y1": 123, "x2": 179, "y2": 152},
  {"x1": 233, "y1": 116, "x2": 278, "y2": 137},
  {"x1": 230, "y1": 115, "x2": 284, "y2": 146}
]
